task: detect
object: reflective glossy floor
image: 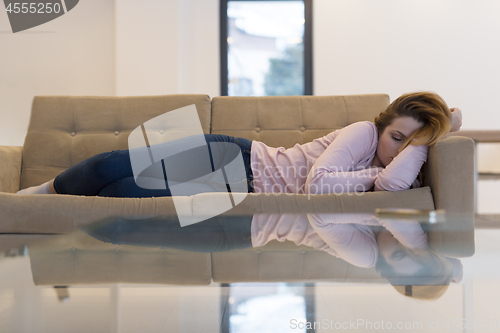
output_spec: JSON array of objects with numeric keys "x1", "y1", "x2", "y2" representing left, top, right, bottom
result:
[{"x1": 1, "y1": 217, "x2": 499, "y2": 333}]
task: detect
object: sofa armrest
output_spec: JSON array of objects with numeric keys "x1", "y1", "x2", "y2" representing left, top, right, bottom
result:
[
  {"x1": 0, "y1": 146, "x2": 23, "y2": 193},
  {"x1": 422, "y1": 136, "x2": 475, "y2": 257}
]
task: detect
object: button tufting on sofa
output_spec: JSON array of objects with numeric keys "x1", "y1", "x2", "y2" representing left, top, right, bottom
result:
[
  {"x1": 114, "y1": 131, "x2": 120, "y2": 135},
  {"x1": 255, "y1": 127, "x2": 261, "y2": 133},
  {"x1": 300, "y1": 126, "x2": 306, "y2": 132},
  {"x1": 70, "y1": 132, "x2": 76, "y2": 137}
]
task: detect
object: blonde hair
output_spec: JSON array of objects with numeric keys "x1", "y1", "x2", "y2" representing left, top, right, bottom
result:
[
  {"x1": 392, "y1": 284, "x2": 450, "y2": 300},
  {"x1": 374, "y1": 92, "x2": 452, "y2": 148},
  {"x1": 375, "y1": 248, "x2": 454, "y2": 300}
]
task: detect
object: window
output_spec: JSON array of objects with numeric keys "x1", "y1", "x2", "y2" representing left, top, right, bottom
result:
[
  {"x1": 220, "y1": 0, "x2": 313, "y2": 96},
  {"x1": 220, "y1": 282, "x2": 316, "y2": 333}
]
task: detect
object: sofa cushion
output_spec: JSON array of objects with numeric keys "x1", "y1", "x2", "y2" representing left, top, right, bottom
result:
[
  {"x1": 211, "y1": 241, "x2": 385, "y2": 283},
  {"x1": 28, "y1": 230, "x2": 212, "y2": 286},
  {"x1": 0, "y1": 187, "x2": 434, "y2": 233},
  {"x1": 20, "y1": 95, "x2": 211, "y2": 189},
  {"x1": 211, "y1": 94, "x2": 390, "y2": 148}
]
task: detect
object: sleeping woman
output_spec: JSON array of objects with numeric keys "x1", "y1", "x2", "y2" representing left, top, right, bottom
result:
[{"x1": 17, "y1": 91, "x2": 464, "y2": 298}]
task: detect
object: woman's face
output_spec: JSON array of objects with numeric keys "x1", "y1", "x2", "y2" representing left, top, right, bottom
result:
[
  {"x1": 376, "y1": 229, "x2": 424, "y2": 276},
  {"x1": 375, "y1": 116, "x2": 424, "y2": 167}
]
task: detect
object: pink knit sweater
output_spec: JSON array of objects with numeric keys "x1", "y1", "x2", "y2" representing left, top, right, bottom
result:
[{"x1": 249, "y1": 121, "x2": 429, "y2": 267}]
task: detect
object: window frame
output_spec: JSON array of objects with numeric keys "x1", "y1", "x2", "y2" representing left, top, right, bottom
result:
[{"x1": 220, "y1": 0, "x2": 313, "y2": 96}]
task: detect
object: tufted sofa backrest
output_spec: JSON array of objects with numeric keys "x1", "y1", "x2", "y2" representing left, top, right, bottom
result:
[
  {"x1": 21, "y1": 95, "x2": 211, "y2": 189},
  {"x1": 211, "y1": 94, "x2": 390, "y2": 148}
]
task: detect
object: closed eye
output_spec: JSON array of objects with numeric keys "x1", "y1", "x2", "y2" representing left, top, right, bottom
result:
[
  {"x1": 391, "y1": 250, "x2": 406, "y2": 261},
  {"x1": 392, "y1": 136, "x2": 403, "y2": 142}
]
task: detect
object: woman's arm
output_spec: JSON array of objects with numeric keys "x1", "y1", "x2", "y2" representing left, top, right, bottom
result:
[
  {"x1": 305, "y1": 122, "x2": 383, "y2": 194},
  {"x1": 374, "y1": 144, "x2": 428, "y2": 192},
  {"x1": 378, "y1": 218, "x2": 429, "y2": 250},
  {"x1": 306, "y1": 213, "x2": 379, "y2": 268}
]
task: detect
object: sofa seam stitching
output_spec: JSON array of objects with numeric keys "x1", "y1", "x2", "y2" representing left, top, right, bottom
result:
[
  {"x1": 71, "y1": 98, "x2": 77, "y2": 167},
  {"x1": 341, "y1": 96, "x2": 348, "y2": 126}
]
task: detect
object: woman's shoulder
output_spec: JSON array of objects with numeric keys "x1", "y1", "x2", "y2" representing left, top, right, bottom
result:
[
  {"x1": 336, "y1": 121, "x2": 378, "y2": 142},
  {"x1": 343, "y1": 121, "x2": 377, "y2": 131},
  {"x1": 326, "y1": 121, "x2": 376, "y2": 136}
]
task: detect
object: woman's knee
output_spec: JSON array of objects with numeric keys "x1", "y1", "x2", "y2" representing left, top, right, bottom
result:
[{"x1": 94, "y1": 150, "x2": 132, "y2": 179}]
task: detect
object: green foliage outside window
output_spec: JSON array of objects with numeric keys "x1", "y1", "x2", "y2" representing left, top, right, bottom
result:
[{"x1": 264, "y1": 44, "x2": 304, "y2": 96}]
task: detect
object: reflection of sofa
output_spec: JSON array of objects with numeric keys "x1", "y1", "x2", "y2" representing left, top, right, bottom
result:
[
  {"x1": 28, "y1": 229, "x2": 386, "y2": 286},
  {"x1": 0, "y1": 94, "x2": 475, "y2": 269}
]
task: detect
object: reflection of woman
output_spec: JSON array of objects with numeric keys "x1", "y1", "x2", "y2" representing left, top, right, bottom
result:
[{"x1": 19, "y1": 92, "x2": 463, "y2": 296}]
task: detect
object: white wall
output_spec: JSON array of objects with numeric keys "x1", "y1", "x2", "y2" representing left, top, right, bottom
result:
[
  {"x1": 314, "y1": 0, "x2": 500, "y2": 130},
  {"x1": 177, "y1": 0, "x2": 220, "y2": 97},
  {"x1": 114, "y1": 0, "x2": 219, "y2": 97},
  {"x1": 0, "y1": 0, "x2": 115, "y2": 146},
  {"x1": 115, "y1": 0, "x2": 179, "y2": 96}
]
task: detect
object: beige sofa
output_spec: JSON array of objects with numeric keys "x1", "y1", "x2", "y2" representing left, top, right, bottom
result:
[
  {"x1": 0, "y1": 94, "x2": 475, "y2": 284},
  {"x1": 27, "y1": 229, "x2": 388, "y2": 286}
]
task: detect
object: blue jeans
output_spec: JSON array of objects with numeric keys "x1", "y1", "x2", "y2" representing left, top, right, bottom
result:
[
  {"x1": 82, "y1": 214, "x2": 254, "y2": 253},
  {"x1": 53, "y1": 134, "x2": 254, "y2": 198}
]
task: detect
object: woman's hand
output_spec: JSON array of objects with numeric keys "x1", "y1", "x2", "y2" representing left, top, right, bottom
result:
[{"x1": 450, "y1": 108, "x2": 462, "y2": 132}]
